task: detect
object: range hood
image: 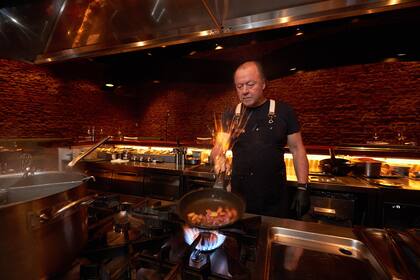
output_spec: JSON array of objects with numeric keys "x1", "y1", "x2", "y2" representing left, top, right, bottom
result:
[{"x1": 1, "y1": 0, "x2": 418, "y2": 64}]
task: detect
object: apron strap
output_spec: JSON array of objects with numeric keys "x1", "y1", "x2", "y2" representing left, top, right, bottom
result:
[
  {"x1": 268, "y1": 99, "x2": 275, "y2": 115},
  {"x1": 268, "y1": 99, "x2": 276, "y2": 124},
  {"x1": 235, "y1": 103, "x2": 242, "y2": 117},
  {"x1": 235, "y1": 99, "x2": 276, "y2": 122}
]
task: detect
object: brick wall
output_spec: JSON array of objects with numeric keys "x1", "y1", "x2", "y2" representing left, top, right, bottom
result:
[{"x1": 0, "y1": 59, "x2": 419, "y2": 145}]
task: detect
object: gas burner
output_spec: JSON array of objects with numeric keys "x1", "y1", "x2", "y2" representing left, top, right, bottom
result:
[
  {"x1": 91, "y1": 194, "x2": 121, "y2": 209},
  {"x1": 63, "y1": 192, "x2": 259, "y2": 280},
  {"x1": 183, "y1": 226, "x2": 226, "y2": 252},
  {"x1": 190, "y1": 249, "x2": 207, "y2": 264}
]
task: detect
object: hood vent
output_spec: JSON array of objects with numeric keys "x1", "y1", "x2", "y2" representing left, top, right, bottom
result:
[{"x1": 1, "y1": 0, "x2": 418, "y2": 64}]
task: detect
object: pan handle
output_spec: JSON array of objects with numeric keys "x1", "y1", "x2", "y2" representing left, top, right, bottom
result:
[{"x1": 28, "y1": 194, "x2": 97, "y2": 229}]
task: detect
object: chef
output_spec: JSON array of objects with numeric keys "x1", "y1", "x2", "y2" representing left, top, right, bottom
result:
[{"x1": 213, "y1": 61, "x2": 310, "y2": 218}]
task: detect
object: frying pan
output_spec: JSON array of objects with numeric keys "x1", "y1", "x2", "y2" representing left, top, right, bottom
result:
[
  {"x1": 177, "y1": 188, "x2": 245, "y2": 230},
  {"x1": 319, "y1": 148, "x2": 353, "y2": 176}
]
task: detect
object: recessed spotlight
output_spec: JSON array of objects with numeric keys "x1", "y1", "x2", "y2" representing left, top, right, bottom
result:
[
  {"x1": 215, "y1": 44, "x2": 223, "y2": 50},
  {"x1": 189, "y1": 50, "x2": 197, "y2": 56},
  {"x1": 105, "y1": 83, "x2": 115, "y2": 88},
  {"x1": 290, "y1": 67, "x2": 297, "y2": 71},
  {"x1": 396, "y1": 53, "x2": 406, "y2": 57},
  {"x1": 147, "y1": 52, "x2": 152, "y2": 56},
  {"x1": 161, "y1": 45, "x2": 166, "y2": 48},
  {"x1": 295, "y1": 28, "x2": 303, "y2": 36}
]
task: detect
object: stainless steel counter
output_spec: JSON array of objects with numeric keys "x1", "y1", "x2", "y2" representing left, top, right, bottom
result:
[
  {"x1": 250, "y1": 215, "x2": 390, "y2": 279},
  {"x1": 82, "y1": 160, "x2": 420, "y2": 192}
]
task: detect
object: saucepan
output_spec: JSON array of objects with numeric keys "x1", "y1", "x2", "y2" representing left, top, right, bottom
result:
[
  {"x1": 0, "y1": 171, "x2": 94, "y2": 280},
  {"x1": 177, "y1": 188, "x2": 245, "y2": 230},
  {"x1": 352, "y1": 158, "x2": 382, "y2": 178},
  {"x1": 319, "y1": 148, "x2": 353, "y2": 176}
]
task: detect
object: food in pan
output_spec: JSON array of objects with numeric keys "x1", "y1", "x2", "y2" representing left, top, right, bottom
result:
[{"x1": 187, "y1": 206, "x2": 238, "y2": 227}]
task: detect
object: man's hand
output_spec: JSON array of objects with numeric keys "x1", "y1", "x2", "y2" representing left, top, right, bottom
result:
[{"x1": 290, "y1": 187, "x2": 310, "y2": 219}]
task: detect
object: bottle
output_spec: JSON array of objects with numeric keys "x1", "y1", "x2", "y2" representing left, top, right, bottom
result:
[{"x1": 91, "y1": 126, "x2": 95, "y2": 142}]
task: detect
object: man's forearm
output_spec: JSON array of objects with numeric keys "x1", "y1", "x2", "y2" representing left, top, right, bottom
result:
[{"x1": 292, "y1": 149, "x2": 309, "y2": 184}]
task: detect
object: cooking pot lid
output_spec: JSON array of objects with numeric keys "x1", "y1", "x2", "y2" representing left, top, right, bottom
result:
[{"x1": 353, "y1": 158, "x2": 382, "y2": 163}]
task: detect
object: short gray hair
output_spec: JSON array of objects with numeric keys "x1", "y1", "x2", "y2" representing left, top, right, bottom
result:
[{"x1": 234, "y1": 60, "x2": 266, "y2": 81}]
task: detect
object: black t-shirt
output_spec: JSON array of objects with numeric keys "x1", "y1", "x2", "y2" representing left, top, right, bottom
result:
[{"x1": 223, "y1": 100, "x2": 300, "y2": 176}]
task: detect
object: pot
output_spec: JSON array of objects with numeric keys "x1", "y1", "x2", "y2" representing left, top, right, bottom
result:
[
  {"x1": 319, "y1": 148, "x2": 353, "y2": 176},
  {"x1": 352, "y1": 158, "x2": 382, "y2": 178},
  {"x1": 178, "y1": 188, "x2": 245, "y2": 230},
  {"x1": 0, "y1": 171, "x2": 94, "y2": 280},
  {"x1": 391, "y1": 166, "x2": 410, "y2": 177}
]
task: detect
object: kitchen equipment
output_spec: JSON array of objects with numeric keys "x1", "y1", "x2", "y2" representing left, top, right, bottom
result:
[
  {"x1": 319, "y1": 148, "x2": 353, "y2": 176},
  {"x1": 310, "y1": 190, "x2": 356, "y2": 222},
  {"x1": 185, "y1": 155, "x2": 201, "y2": 165},
  {"x1": 68, "y1": 136, "x2": 111, "y2": 167},
  {"x1": 354, "y1": 227, "x2": 420, "y2": 279},
  {"x1": 266, "y1": 227, "x2": 388, "y2": 279},
  {"x1": 58, "y1": 194, "x2": 260, "y2": 279},
  {"x1": 177, "y1": 187, "x2": 245, "y2": 230},
  {"x1": 0, "y1": 171, "x2": 94, "y2": 280},
  {"x1": 352, "y1": 158, "x2": 382, "y2": 178},
  {"x1": 390, "y1": 165, "x2": 410, "y2": 176}
]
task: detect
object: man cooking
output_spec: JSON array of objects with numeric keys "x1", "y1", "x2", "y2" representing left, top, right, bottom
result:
[{"x1": 212, "y1": 61, "x2": 310, "y2": 218}]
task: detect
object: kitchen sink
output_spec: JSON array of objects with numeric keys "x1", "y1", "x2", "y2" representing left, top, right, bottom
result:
[{"x1": 266, "y1": 227, "x2": 389, "y2": 279}]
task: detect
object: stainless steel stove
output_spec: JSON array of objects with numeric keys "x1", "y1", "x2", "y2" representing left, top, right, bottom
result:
[{"x1": 59, "y1": 191, "x2": 261, "y2": 280}]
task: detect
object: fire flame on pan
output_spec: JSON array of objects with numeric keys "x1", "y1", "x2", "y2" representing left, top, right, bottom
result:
[{"x1": 212, "y1": 111, "x2": 250, "y2": 175}]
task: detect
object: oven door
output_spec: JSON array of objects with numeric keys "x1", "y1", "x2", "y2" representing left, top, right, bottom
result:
[{"x1": 309, "y1": 191, "x2": 356, "y2": 226}]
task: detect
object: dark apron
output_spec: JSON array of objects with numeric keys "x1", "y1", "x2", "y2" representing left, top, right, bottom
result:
[{"x1": 231, "y1": 108, "x2": 289, "y2": 217}]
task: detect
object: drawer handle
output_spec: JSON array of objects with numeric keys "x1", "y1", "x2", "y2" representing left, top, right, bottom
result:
[{"x1": 313, "y1": 207, "x2": 336, "y2": 215}]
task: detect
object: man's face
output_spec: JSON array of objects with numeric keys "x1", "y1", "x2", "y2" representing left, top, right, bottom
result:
[{"x1": 234, "y1": 63, "x2": 266, "y2": 108}]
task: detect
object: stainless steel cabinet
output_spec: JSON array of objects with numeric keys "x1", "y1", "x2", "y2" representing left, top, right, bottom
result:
[
  {"x1": 113, "y1": 171, "x2": 143, "y2": 196},
  {"x1": 143, "y1": 171, "x2": 182, "y2": 200}
]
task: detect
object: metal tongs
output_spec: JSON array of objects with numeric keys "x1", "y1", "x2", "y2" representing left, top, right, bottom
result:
[{"x1": 213, "y1": 171, "x2": 226, "y2": 189}]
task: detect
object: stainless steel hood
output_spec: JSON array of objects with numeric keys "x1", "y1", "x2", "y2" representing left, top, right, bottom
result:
[{"x1": 1, "y1": 0, "x2": 418, "y2": 64}]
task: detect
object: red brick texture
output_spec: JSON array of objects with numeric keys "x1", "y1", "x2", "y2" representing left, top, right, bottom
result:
[{"x1": 0, "y1": 59, "x2": 419, "y2": 145}]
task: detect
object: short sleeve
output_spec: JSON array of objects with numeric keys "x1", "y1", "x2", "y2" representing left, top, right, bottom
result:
[{"x1": 283, "y1": 103, "x2": 300, "y2": 135}]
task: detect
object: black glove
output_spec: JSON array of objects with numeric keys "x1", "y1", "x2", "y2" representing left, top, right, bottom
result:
[{"x1": 290, "y1": 185, "x2": 310, "y2": 220}]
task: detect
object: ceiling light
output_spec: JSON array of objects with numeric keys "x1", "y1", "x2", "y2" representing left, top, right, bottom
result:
[
  {"x1": 135, "y1": 41, "x2": 145, "y2": 47},
  {"x1": 161, "y1": 45, "x2": 166, "y2": 48},
  {"x1": 189, "y1": 50, "x2": 197, "y2": 56},
  {"x1": 396, "y1": 53, "x2": 406, "y2": 57},
  {"x1": 215, "y1": 44, "x2": 223, "y2": 50},
  {"x1": 105, "y1": 83, "x2": 115, "y2": 88},
  {"x1": 290, "y1": 67, "x2": 297, "y2": 71},
  {"x1": 152, "y1": 80, "x2": 160, "y2": 84},
  {"x1": 295, "y1": 28, "x2": 304, "y2": 36},
  {"x1": 147, "y1": 52, "x2": 152, "y2": 56}
]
